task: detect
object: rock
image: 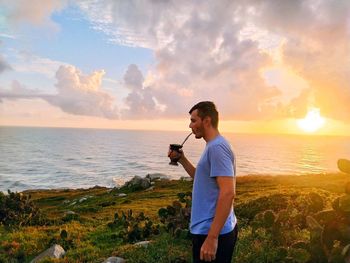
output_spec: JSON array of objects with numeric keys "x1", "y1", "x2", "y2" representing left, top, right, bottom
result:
[
  {"x1": 146, "y1": 173, "x2": 169, "y2": 181},
  {"x1": 145, "y1": 186, "x2": 155, "y2": 191},
  {"x1": 342, "y1": 244, "x2": 350, "y2": 263},
  {"x1": 30, "y1": 244, "x2": 65, "y2": 263},
  {"x1": 77, "y1": 195, "x2": 93, "y2": 203},
  {"x1": 102, "y1": 257, "x2": 126, "y2": 263},
  {"x1": 134, "y1": 240, "x2": 151, "y2": 247},
  {"x1": 180, "y1": 176, "x2": 193, "y2": 182},
  {"x1": 124, "y1": 176, "x2": 151, "y2": 190},
  {"x1": 65, "y1": 210, "x2": 76, "y2": 215},
  {"x1": 118, "y1": 193, "x2": 127, "y2": 197},
  {"x1": 79, "y1": 197, "x2": 88, "y2": 203}
]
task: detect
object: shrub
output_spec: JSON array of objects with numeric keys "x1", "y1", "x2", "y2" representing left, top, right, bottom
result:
[
  {"x1": 0, "y1": 240, "x2": 26, "y2": 262},
  {"x1": 108, "y1": 210, "x2": 160, "y2": 243},
  {"x1": 158, "y1": 192, "x2": 191, "y2": 239},
  {"x1": 0, "y1": 190, "x2": 46, "y2": 228}
]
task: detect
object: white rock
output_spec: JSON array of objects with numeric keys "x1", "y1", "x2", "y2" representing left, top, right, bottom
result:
[
  {"x1": 102, "y1": 257, "x2": 125, "y2": 263},
  {"x1": 134, "y1": 240, "x2": 151, "y2": 247},
  {"x1": 79, "y1": 197, "x2": 87, "y2": 203},
  {"x1": 65, "y1": 211, "x2": 76, "y2": 215},
  {"x1": 180, "y1": 176, "x2": 193, "y2": 181},
  {"x1": 118, "y1": 193, "x2": 127, "y2": 197},
  {"x1": 146, "y1": 173, "x2": 169, "y2": 181},
  {"x1": 30, "y1": 244, "x2": 65, "y2": 263}
]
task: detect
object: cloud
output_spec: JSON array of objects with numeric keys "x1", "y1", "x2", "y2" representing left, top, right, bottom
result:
[
  {"x1": 2, "y1": 0, "x2": 349, "y2": 123},
  {"x1": 73, "y1": 1, "x2": 287, "y2": 120},
  {"x1": 0, "y1": 0, "x2": 67, "y2": 28},
  {"x1": 77, "y1": 0, "x2": 186, "y2": 48},
  {"x1": 0, "y1": 41, "x2": 12, "y2": 74},
  {"x1": 11, "y1": 50, "x2": 68, "y2": 77},
  {"x1": 76, "y1": 0, "x2": 350, "y2": 123},
  {"x1": 47, "y1": 65, "x2": 119, "y2": 119},
  {"x1": 0, "y1": 80, "x2": 50, "y2": 103},
  {"x1": 0, "y1": 65, "x2": 120, "y2": 119},
  {"x1": 121, "y1": 64, "x2": 161, "y2": 119},
  {"x1": 0, "y1": 55, "x2": 12, "y2": 74},
  {"x1": 239, "y1": 0, "x2": 350, "y2": 121}
]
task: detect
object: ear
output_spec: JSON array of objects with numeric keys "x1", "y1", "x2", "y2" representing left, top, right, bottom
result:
[{"x1": 203, "y1": 116, "x2": 211, "y2": 127}]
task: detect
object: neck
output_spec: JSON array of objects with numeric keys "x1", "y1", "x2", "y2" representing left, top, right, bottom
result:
[{"x1": 203, "y1": 128, "x2": 220, "y2": 143}]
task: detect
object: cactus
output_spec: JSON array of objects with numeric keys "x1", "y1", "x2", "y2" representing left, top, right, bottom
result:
[
  {"x1": 309, "y1": 227, "x2": 327, "y2": 262},
  {"x1": 158, "y1": 208, "x2": 168, "y2": 222},
  {"x1": 157, "y1": 192, "x2": 191, "y2": 238},
  {"x1": 172, "y1": 200, "x2": 182, "y2": 211},
  {"x1": 306, "y1": 216, "x2": 322, "y2": 231},
  {"x1": 263, "y1": 210, "x2": 275, "y2": 228},
  {"x1": 288, "y1": 248, "x2": 311, "y2": 263},
  {"x1": 273, "y1": 247, "x2": 288, "y2": 262},
  {"x1": 308, "y1": 192, "x2": 324, "y2": 213},
  {"x1": 332, "y1": 197, "x2": 340, "y2": 211},
  {"x1": 345, "y1": 182, "x2": 350, "y2": 195},
  {"x1": 291, "y1": 241, "x2": 309, "y2": 251},
  {"x1": 60, "y1": 229, "x2": 68, "y2": 239},
  {"x1": 339, "y1": 195, "x2": 350, "y2": 213},
  {"x1": 328, "y1": 242, "x2": 344, "y2": 263},
  {"x1": 306, "y1": 179, "x2": 350, "y2": 263},
  {"x1": 322, "y1": 220, "x2": 342, "y2": 250},
  {"x1": 108, "y1": 209, "x2": 160, "y2": 243},
  {"x1": 314, "y1": 209, "x2": 337, "y2": 225}
]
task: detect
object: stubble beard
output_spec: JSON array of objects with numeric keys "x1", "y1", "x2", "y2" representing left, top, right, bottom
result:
[{"x1": 193, "y1": 125, "x2": 204, "y2": 139}]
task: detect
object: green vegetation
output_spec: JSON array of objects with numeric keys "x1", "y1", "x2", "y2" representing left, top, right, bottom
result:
[
  {"x1": 1, "y1": 173, "x2": 350, "y2": 262},
  {"x1": 0, "y1": 190, "x2": 46, "y2": 228}
]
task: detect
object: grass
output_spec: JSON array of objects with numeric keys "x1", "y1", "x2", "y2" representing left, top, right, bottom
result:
[{"x1": 1, "y1": 173, "x2": 349, "y2": 262}]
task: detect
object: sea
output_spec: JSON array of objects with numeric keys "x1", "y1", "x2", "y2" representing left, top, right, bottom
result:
[{"x1": 1, "y1": 126, "x2": 349, "y2": 192}]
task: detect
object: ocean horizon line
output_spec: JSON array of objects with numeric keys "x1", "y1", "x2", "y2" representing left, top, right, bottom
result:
[{"x1": 1, "y1": 125, "x2": 349, "y2": 138}]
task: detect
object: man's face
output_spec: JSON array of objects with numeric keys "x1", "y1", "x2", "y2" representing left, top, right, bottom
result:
[{"x1": 189, "y1": 109, "x2": 205, "y2": 139}]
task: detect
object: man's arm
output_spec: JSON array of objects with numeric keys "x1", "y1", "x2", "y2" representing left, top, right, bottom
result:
[
  {"x1": 178, "y1": 155, "x2": 196, "y2": 179},
  {"x1": 200, "y1": 176, "x2": 235, "y2": 262}
]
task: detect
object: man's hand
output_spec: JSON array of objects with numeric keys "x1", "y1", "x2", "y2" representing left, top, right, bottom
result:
[
  {"x1": 168, "y1": 148, "x2": 183, "y2": 162},
  {"x1": 200, "y1": 235, "x2": 218, "y2": 262}
]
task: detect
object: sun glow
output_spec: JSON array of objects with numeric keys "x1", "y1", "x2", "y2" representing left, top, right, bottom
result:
[{"x1": 297, "y1": 108, "x2": 325, "y2": 133}]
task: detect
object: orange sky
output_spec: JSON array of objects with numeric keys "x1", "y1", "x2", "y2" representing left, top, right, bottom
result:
[{"x1": 1, "y1": 98, "x2": 350, "y2": 136}]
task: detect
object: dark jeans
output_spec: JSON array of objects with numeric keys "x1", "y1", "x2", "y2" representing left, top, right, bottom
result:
[{"x1": 192, "y1": 225, "x2": 238, "y2": 263}]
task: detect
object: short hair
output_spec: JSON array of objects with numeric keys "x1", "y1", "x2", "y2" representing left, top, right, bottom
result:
[{"x1": 189, "y1": 101, "x2": 219, "y2": 128}]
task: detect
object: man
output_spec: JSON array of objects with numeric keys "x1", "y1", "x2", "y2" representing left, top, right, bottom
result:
[{"x1": 169, "y1": 101, "x2": 238, "y2": 262}]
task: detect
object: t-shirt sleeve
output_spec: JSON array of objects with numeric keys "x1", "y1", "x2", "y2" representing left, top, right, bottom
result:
[{"x1": 208, "y1": 144, "x2": 235, "y2": 177}]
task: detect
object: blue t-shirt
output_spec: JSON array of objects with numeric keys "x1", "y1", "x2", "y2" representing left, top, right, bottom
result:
[{"x1": 190, "y1": 135, "x2": 237, "y2": 235}]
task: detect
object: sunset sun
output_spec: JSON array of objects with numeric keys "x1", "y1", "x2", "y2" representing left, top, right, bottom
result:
[{"x1": 297, "y1": 108, "x2": 325, "y2": 133}]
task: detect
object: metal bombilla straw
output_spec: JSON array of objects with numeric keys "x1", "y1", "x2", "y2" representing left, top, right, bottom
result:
[
  {"x1": 181, "y1": 132, "x2": 193, "y2": 147},
  {"x1": 168, "y1": 132, "x2": 193, "y2": 165}
]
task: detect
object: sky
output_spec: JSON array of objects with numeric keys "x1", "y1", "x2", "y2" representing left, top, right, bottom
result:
[{"x1": 0, "y1": 0, "x2": 350, "y2": 135}]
